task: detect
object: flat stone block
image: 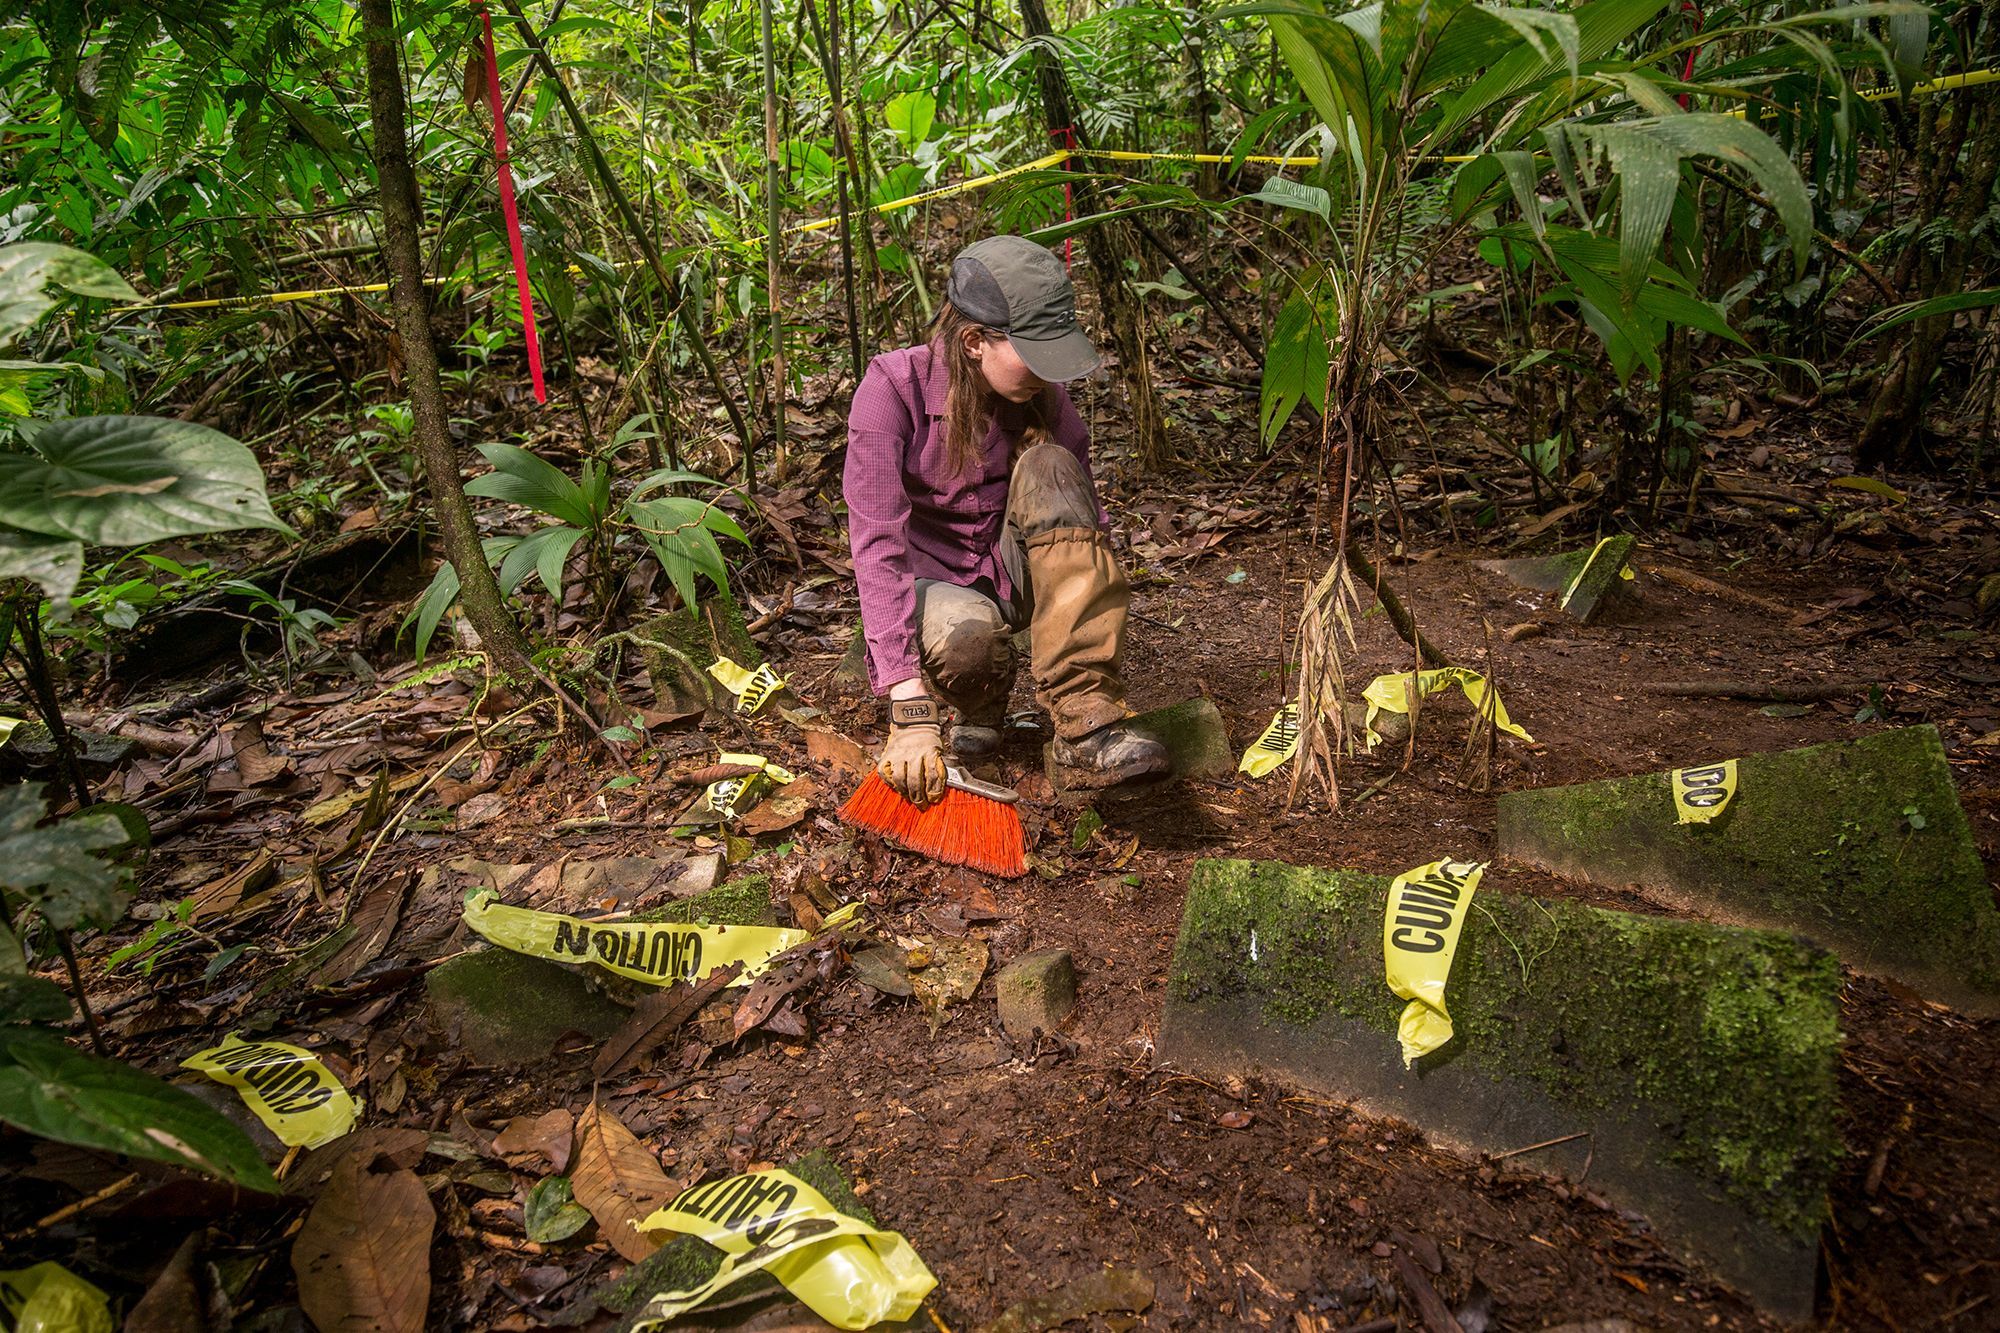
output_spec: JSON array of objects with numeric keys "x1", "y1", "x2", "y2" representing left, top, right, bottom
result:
[
  {"x1": 1159, "y1": 857, "x2": 1840, "y2": 1321},
  {"x1": 1496, "y1": 725, "x2": 2000, "y2": 1014},
  {"x1": 1480, "y1": 535, "x2": 1636, "y2": 624},
  {"x1": 1044, "y1": 697, "x2": 1234, "y2": 804},
  {"x1": 425, "y1": 949, "x2": 629, "y2": 1066},
  {"x1": 634, "y1": 592, "x2": 760, "y2": 715},
  {"x1": 996, "y1": 948, "x2": 1077, "y2": 1042}
]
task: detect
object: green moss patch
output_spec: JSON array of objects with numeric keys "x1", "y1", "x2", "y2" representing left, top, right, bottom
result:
[
  {"x1": 633, "y1": 592, "x2": 760, "y2": 714},
  {"x1": 631, "y1": 873, "x2": 775, "y2": 927},
  {"x1": 1496, "y1": 725, "x2": 2000, "y2": 1012},
  {"x1": 1167, "y1": 857, "x2": 1840, "y2": 1243},
  {"x1": 424, "y1": 949, "x2": 630, "y2": 1065}
]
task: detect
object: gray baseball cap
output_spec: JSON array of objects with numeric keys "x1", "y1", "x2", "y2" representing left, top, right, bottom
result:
[{"x1": 946, "y1": 236, "x2": 1101, "y2": 383}]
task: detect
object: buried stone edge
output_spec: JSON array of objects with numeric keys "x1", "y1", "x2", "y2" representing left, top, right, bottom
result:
[
  {"x1": 1160, "y1": 857, "x2": 1841, "y2": 1319},
  {"x1": 1495, "y1": 724, "x2": 2000, "y2": 1013}
]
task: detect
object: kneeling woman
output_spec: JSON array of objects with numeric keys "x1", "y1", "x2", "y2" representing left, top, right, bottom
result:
[{"x1": 844, "y1": 235, "x2": 1167, "y2": 806}]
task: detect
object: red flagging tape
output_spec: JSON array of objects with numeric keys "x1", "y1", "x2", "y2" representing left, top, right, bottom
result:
[{"x1": 478, "y1": 3, "x2": 546, "y2": 404}]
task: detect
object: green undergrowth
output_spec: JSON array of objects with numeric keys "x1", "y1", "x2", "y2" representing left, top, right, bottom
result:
[{"x1": 1169, "y1": 857, "x2": 1842, "y2": 1239}]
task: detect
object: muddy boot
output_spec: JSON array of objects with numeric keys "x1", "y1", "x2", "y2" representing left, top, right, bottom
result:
[{"x1": 1048, "y1": 719, "x2": 1170, "y2": 787}]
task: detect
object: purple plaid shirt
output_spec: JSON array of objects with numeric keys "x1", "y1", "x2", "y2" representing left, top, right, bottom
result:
[{"x1": 843, "y1": 342, "x2": 1103, "y2": 693}]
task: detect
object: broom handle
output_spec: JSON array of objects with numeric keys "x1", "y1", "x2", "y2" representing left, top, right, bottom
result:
[{"x1": 945, "y1": 766, "x2": 1019, "y2": 804}]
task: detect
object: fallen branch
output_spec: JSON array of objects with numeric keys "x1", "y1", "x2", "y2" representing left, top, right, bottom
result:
[
  {"x1": 1640, "y1": 562, "x2": 1794, "y2": 619},
  {"x1": 60, "y1": 712, "x2": 201, "y2": 758},
  {"x1": 1645, "y1": 679, "x2": 1865, "y2": 703}
]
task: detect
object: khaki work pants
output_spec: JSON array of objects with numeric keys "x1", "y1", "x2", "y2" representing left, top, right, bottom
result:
[{"x1": 913, "y1": 443, "x2": 1130, "y2": 741}]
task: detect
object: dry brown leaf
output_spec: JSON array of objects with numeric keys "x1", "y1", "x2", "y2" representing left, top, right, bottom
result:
[
  {"x1": 292, "y1": 1148, "x2": 434, "y2": 1333},
  {"x1": 315, "y1": 871, "x2": 415, "y2": 984},
  {"x1": 491, "y1": 1109, "x2": 576, "y2": 1173},
  {"x1": 569, "y1": 1102, "x2": 674, "y2": 1262},
  {"x1": 594, "y1": 963, "x2": 741, "y2": 1079},
  {"x1": 125, "y1": 1233, "x2": 206, "y2": 1333},
  {"x1": 186, "y1": 850, "x2": 277, "y2": 922},
  {"x1": 804, "y1": 727, "x2": 871, "y2": 778}
]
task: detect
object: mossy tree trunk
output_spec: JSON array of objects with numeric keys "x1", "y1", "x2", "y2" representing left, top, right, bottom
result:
[
  {"x1": 360, "y1": 0, "x2": 533, "y2": 677},
  {"x1": 1014, "y1": 0, "x2": 1169, "y2": 472}
]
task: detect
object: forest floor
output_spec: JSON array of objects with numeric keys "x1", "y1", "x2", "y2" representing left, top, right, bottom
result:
[{"x1": 8, "y1": 280, "x2": 2000, "y2": 1331}]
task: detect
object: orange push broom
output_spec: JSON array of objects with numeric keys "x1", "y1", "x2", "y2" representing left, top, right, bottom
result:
[{"x1": 839, "y1": 766, "x2": 1028, "y2": 878}]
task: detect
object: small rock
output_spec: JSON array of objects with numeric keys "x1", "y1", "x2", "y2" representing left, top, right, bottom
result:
[
  {"x1": 1503, "y1": 621, "x2": 1544, "y2": 642},
  {"x1": 995, "y1": 947, "x2": 1077, "y2": 1042}
]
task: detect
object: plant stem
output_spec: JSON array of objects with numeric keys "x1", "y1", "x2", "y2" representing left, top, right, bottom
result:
[
  {"x1": 759, "y1": 0, "x2": 788, "y2": 474},
  {"x1": 57, "y1": 932, "x2": 108, "y2": 1056}
]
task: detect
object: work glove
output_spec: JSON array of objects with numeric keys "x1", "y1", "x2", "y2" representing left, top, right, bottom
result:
[{"x1": 879, "y1": 697, "x2": 948, "y2": 806}]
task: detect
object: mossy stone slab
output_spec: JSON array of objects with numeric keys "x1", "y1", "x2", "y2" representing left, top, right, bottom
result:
[
  {"x1": 1044, "y1": 697, "x2": 1234, "y2": 805},
  {"x1": 424, "y1": 948, "x2": 630, "y2": 1065},
  {"x1": 1479, "y1": 534, "x2": 1636, "y2": 624},
  {"x1": 1159, "y1": 857, "x2": 1840, "y2": 1321},
  {"x1": 633, "y1": 593, "x2": 760, "y2": 715},
  {"x1": 1495, "y1": 725, "x2": 2000, "y2": 1014}
]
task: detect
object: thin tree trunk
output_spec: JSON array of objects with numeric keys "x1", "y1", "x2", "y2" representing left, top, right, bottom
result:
[
  {"x1": 1015, "y1": 0, "x2": 1169, "y2": 470},
  {"x1": 806, "y1": 0, "x2": 867, "y2": 380},
  {"x1": 759, "y1": 0, "x2": 787, "y2": 474},
  {"x1": 360, "y1": 0, "x2": 532, "y2": 676}
]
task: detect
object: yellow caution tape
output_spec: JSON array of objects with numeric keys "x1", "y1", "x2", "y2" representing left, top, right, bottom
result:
[
  {"x1": 1383, "y1": 859, "x2": 1485, "y2": 1067},
  {"x1": 460, "y1": 887, "x2": 822, "y2": 987},
  {"x1": 181, "y1": 1033, "x2": 360, "y2": 1149},
  {"x1": 705, "y1": 750, "x2": 794, "y2": 820},
  {"x1": 0, "y1": 1262, "x2": 113, "y2": 1333},
  {"x1": 1558, "y1": 536, "x2": 1633, "y2": 610},
  {"x1": 1671, "y1": 759, "x2": 1738, "y2": 824},
  {"x1": 1239, "y1": 702, "x2": 1301, "y2": 778},
  {"x1": 1361, "y1": 668, "x2": 1532, "y2": 745},
  {"x1": 707, "y1": 656, "x2": 787, "y2": 715},
  {"x1": 632, "y1": 1169, "x2": 937, "y2": 1331}
]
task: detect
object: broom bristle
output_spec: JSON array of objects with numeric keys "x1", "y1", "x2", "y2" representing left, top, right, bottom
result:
[{"x1": 838, "y1": 772, "x2": 1027, "y2": 878}]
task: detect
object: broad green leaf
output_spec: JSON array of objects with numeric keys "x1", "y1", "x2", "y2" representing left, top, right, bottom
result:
[
  {"x1": 0, "y1": 417, "x2": 289, "y2": 547},
  {"x1": 494, "y1": 524, "x2": 586, "y2": 600},
  {"x1": 0, "y1": 922, "x2": 69, "y2": 1026},
  {"x1": 1242, "y1": 177, "x2": 1333, "y2": 225},
  {"x1": 403, "y1": 561, "x2": 462, "y2": 662},
  {"x1": 0, "y1": 1027, "x2": 277, "y2": 1190},
  {"x1": 1259, "y1": 288, "x2": 1331, "y2": 447},
  {"x1": 525, "y1": 1176, "x2": 593, "y2": 1243},
  {"x1": 0, "y1": 783, "x2": 130, "y2": 932},
  {"x1": 0, "y1": 243, "x2": 140, "y2": 346},
  {"x1": 466, "y1": 443, "x2": 598, "y2": 530},
  {"x1": 0, "y1": 530, "x2": 84, "y2": 603},
  {"x1": 1435, "y1": 0, "x2": 1667, "y2": 143},
  {"x1": 1857, "y1": 288, "x2": 2000, "y2": 340},
  {"x1": 883, "y1": 91, "x2": 937, "y2": 150}
]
